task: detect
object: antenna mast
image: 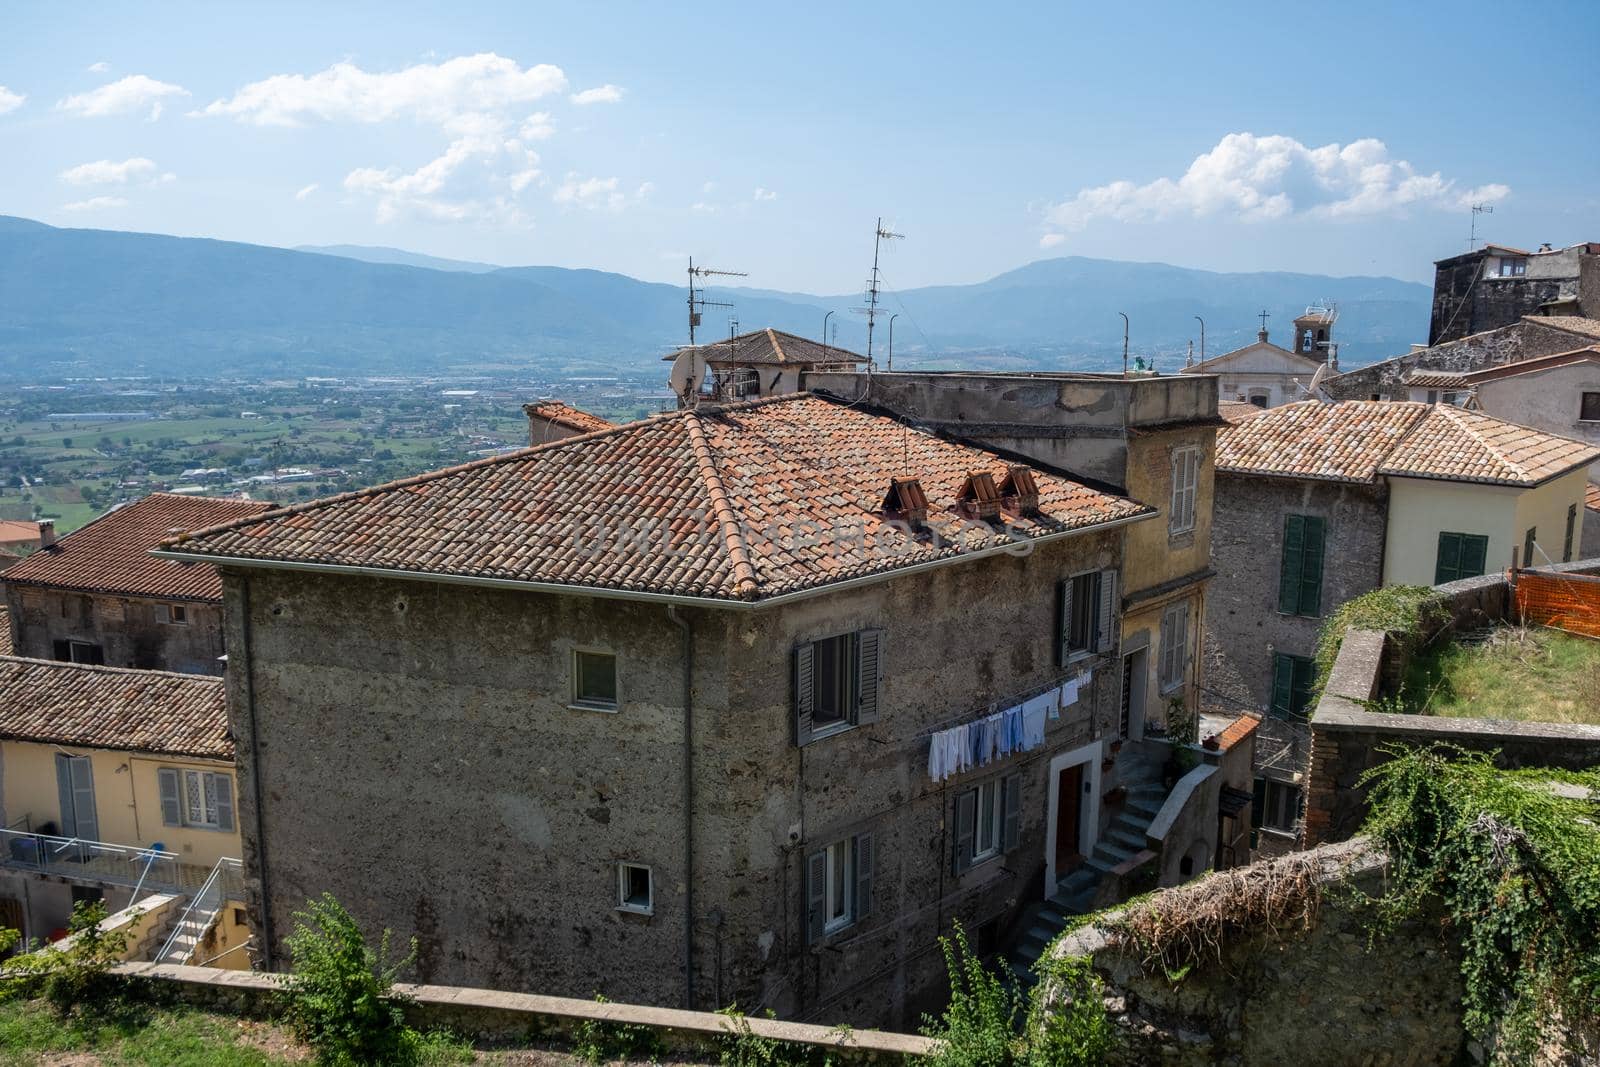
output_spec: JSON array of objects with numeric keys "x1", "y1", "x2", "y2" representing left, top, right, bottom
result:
[
  {"x1": 1468, "y1": 203, "x2": 1493, "y2": 251},
  {"x1": 851, "y1": 217, "x2": 904, "y2": 365},
  {"x1": 687, "y1": 257, "x2": 746, "y2": 345}
]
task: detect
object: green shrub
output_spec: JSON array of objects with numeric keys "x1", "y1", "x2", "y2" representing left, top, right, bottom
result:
[
  {"x1": 1315, "y1": 585, "x2": 1445, "y2": 697},
  {"x1": 1026, "y1": 953, "x2": 1110, "y2": 1066},
  {"x1": 714, "y1": 1005, "x2": 841, "y2": 1065},
  {"x1": 920, "y1": 923, "x2": 1023, "y2": 1066},
  {"x1": 573, "y1": 994, "x2": 665, "y2": 1064},
  {"x1": 0, "y1": 901, "x2": 133, "y2": 1015},
  {"x1": 281, "y1": 892, "x2": 423, "y2": 1066}
]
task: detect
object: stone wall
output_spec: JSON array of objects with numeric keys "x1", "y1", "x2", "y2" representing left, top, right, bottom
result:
[
  {"x1": 3, "y1": 585, "x2": 227, "y2": 675},
  {"x1": 1049, "y1": 840, "x2": 1467, "y2": 1066},
  {"x1": 1325, "y1": 318, "x2": 1597, "y2": 402}
]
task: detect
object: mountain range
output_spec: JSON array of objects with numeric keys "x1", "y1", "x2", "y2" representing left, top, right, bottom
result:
[{"x1": 0, "y1": 216, "x2": 1433, "y2": 379}]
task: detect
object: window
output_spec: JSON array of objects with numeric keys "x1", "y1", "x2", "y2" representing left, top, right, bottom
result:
[
  {"x1": 1249, "y1": 394, "x2": 1269, "y2": 408},
  {"x1": 157, "y1": 768, "x2": 235, "y2": 832},
  {"x1": 156, "y1": 603, "x2": 188, "y2": 625},
  {"x1": 54, "y1": 754, "x2": 99, "y2": 841},
  {"x1": 1057, "y1": 569, "x2": 1118, "y2": 664},
  {"x1": 804, "y1": 832, "x2": 872, "y2": 942},
  {"x1": 1169, "y1": 447, "x2": 1200, "y2": 534},
  {"x1": 1159, "y1": 602, "x2": 1189, "y2": 694},
  {"x1": 1277, "y1": 515, "x2": 1325, "y2": 617},
  {"x1": 1435, "y1": 532, "x2": 1489, "y2": 584},
  {"x1": 52, "y1": 640, "x2": 103, "y2": 665},
  {"x1": 793, "y1": 629, "x2": 883, "y2": 746},
  {"x1": 953, "y1": 774, "x2": 1021, "y2": 874},
  {"x1": 1524, "y1": 526, "x2": 1538, "y2": 568},
  {"x1": 571, "y1": 649, "x2": 618, "y2": 711},
  {"x1": 1565, "y1": 504, "x2": 1578, "y2": 563},
  {"x1": 1582, "y1": 392, "x2": 1600, "y2": 422},
  {"x1": 1495, "y1": 258, "x2": 1527, "y2": 278},
  {"x1": 1270, "y1": 654, "x2": 1316, "y2": 719},
  {"x1": 617, "y1": 863, "x2": 653, "y2": 914},
  {"x1": 1251, "y1": 777, "x2": 1303, "y2": 836}
]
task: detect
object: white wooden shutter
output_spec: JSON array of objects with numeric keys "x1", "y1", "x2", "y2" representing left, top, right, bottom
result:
[
  {"x1": 1002, "y1": 774, "x2": 1022, "y2": 852},
  {"x1": 68, "y1": 756, "x2": 98, "y2": 843},
  {"x1": 793, "y1": 643, "x2": 816, "y2": 746},
  {"x1": 1095, "y1": 570, "x2": 1119, "y2": 653},
  {"x1": 158, "y1": 767, "x2": 182, "y2": 827},
  {"x1": 213, "y1": 773, "x2": 235, "y2": 832},
  {"x1": 805, "y1": 849, "x2": 827, "y2": 943},
  {"x1": 853, "y1": 833, "x2": 873, "y2": 920},
  {"x1": 953, "y1": 790, "x2": 977, "y2": 875},
  {"x1": 855, "y1": 629, "x2": 884, "y2": 725}
]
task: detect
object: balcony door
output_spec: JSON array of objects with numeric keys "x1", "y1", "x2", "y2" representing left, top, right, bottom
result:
[{"x1": 54, "y1": 754, "x2": 99, "y2": 843}]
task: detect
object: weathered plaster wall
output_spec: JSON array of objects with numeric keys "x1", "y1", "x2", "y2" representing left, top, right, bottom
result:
[
  {"x1": 2, "y1": 585, "x2": 227, "y2": 675},
  {"x1": 1207, "y1": 473, "x2": 1387, "y2": 710},
  {"x1": 1476, "y1": 364, "x2": 1600, "y2": 482},
  {"x1": 1382, "y1": 477, "x2": 1522, "y2": 584}
]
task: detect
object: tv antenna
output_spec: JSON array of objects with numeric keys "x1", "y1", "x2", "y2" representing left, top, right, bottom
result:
[
  {"x1": 851, "y1": 217, "x2": 904, "y2": 365},
  {"x1": 687, "y1": 256, "x2": 746, "y2": 345},
  {"x1": 1468, "y1": 203, "x2": 1493, "y2": 250}
]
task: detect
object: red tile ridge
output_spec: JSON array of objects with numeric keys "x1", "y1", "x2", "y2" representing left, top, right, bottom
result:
[
  {"x1": 682, "y1": 410, "x2": 760, "y2": 599},
  {"x1": 766, "y1": 328, "x2": 788, "y2": 364}
]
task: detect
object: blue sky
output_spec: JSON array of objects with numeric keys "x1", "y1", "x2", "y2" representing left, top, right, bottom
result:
[{"x1": 2, "y1": 0, "x2": 1597, "y2": 292}]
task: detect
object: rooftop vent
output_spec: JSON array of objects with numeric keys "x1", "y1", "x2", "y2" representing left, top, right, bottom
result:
[
  {"x1": 883, "y1": 477, "x2": 929, "y2": 528},
  {"x1": 999, "y1": 467, "x2": 1040, "y2": 516},
  {"x1": 956, "y1": 471, "x2": 1002, "y2": 521}
]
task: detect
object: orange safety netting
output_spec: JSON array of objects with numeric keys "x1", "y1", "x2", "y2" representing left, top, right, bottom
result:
[{"x1": 1514, "y1": 570, "x2": 1600, "y2": 640}]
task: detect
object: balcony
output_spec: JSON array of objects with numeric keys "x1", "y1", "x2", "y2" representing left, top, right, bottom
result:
[{"x1": 0, "y1": 826, "x2": 214, "y2": 896}]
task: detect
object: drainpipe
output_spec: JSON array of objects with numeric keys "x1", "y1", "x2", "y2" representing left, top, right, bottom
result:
[
  {"x1": 236, "y1": 580, "x2": 276, "y2": 968},
  {"x1": 667, "y1": 604, "x2": 695, "y2": 1009}
]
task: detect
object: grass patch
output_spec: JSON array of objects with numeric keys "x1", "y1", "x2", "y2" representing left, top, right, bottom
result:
[
  {"x1": 1401, "y1": 625, "x2": 1600, "y2": 724},
  {"x1": 0, "y1": 998, "x2": 292, "y2": 1065}
]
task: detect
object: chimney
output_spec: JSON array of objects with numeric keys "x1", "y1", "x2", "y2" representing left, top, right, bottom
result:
[
  {"x1": 37, "y1": 520, "x2": 55, "y2": 549},
  {"x1": 883, "y1": 477, "x2": 929, "y2": 529},
  {"x1": 999, "y1": 467, "x2": 1040, "y2": 516},
  {"x1": 956, "y1": 471, "x2": 1002, "y2": 521}
]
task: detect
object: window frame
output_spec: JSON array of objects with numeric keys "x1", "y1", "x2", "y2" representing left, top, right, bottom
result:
[
  {"x1": 823, "y1": 839, "x2": 854, "y2": 934},
  {"x1": 616, "y1": 862, "x2": 654, "y2": 915},
  {"x1": 1253, "y1": 777, "x2": 1302, "y2": 836},
  {"x1": 1435, "y1": 531, "x2": 1489, "y2": 584},
  {"x1": 156, "y1": 603, "x2": 189, "y2": 625},
  {"x1": 1159, "y1": 601, "x2": 1189, "y2": 695},
  {"x1": 1168, "y1": 446, "x2": 1200, "y2": 535},
  {"x1": 810, "y1": 632, "x2": 858, "y2": 733},
  {"x1": 158, "y1": 767, "x2": 234, "y2": 833},
  {"x1": 1565, "y1": 504, "x2": 1578, "y2": 563},
  {"x1": 1524, "y1": 526, "x2": 1537, "y2": 568},
  {"x1": 953, "y1": 774, "x2": 1022, "y2": 874},
  {"x1": 793, "y1": 628, "x2": 884, "y2": 746},
  {"x1": 1270, "y1": 653, "x2": 1316, "y2": 719},
  {"x1": 570, "y1": 648, "x2": 620, "y2": 712},
  {"x1": 1276, "y1": 515, "x2": 1326, "y2": 618},
  {"x1": 1059, "y1": 568, "x2": 1117, "y2": 663},
  {"x1": 971, "y1": 780, "x2": 1003, "y2": 864},
  {"x1": 1581, "y1": 392, "x2": 1600, "y2": 423}
]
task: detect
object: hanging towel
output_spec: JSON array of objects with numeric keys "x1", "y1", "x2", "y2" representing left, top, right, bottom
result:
[
  {"x1": 1021, "y1": 694, "x2": 1052, "y2": 750},
  {"x1": 997, "y1": 706, "x2": 1018, "y2": 755},
  {"x1": 1059, "y1": 679, "x2": 1079, "y2": 711}
]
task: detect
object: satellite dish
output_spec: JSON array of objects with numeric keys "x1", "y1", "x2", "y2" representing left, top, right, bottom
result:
[
  {"x1": 669, "y1": 349, "x2": 707, "y2": 402},
  {"x1": 1308, "y1": 362, "x2": 1330, "y2": 397}
]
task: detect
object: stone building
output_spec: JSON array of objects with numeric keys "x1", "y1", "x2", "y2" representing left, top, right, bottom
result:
[
  {"x1": 1179, "y1": 311, "x2": 1333, "y2": 409},
  {"x1": 1208, "y1": 401, "x2": 1599, "y2": 850},
  {"x1": 1457, "y1": 345, "x2": 1600, "y2": 482},
  {"x1": 667, "y1": 328, "x2": 866, "y2": 402},
  {"x1": 522, "y1": 400, "x2": 615, "y2": 445},
  {"x1": 157, "y1": 392, "x2": 1245, "y2": 1026},
  {"x1": 1429, "y1": 241, "x2": 1600, "y2": 345},
  {"x1": 1, "y1": 493, "x2": 273, "y2": 675}
]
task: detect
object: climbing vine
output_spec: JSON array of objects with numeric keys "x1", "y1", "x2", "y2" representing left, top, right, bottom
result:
[
  {"x1": 1360, "y1": 746, "x2": 1600, "y2": 1061},
  {"x1": 1314, "y1": 585, "x2": 1445, "y2": 696}
]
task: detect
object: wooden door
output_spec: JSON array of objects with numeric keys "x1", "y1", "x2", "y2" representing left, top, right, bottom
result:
[{"x1": 1055, "y1": 764, "x2": 1083, "y2": 872}]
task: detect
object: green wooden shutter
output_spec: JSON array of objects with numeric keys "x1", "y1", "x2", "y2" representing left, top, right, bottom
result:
[
  {"x1": 1435, "y1": 532, "x2": 1461, "y2": 584},
  {"x1": 1565, "y1": 504, "x2": 1577, "y2": 563},
  {"x1": 1290, "y1": 657, "x2": 1316, "y2": 716},
  {"x1": 1524, "y1": 527, "x2": 1537, "y2": 568},
  {"x1": 953, "y1": 789, "x2": 977, "y2": 875},
  {"x1": 805, "y1": 850, "x2": 826, "y2": 943},
  {"x1": 213, "y1": 773, "x2": 235, "y2": 833},
  {"x1": 854, "y1": 629, "x2": 883, "y2": 725},
  {"x1": 1462, "y1": 535, "x2": 1487, "y2": 578},
  {"x1": 1278, "y1": 517, "x2": 1305, "y2": 613},
  {"x1": 1001, "y1": 774, "x2": 1022, "y2": 852},
  {"x1": 157, "y1": 768, "x2": 182, "y2": 826},
  {"x1": 1298, "y1": 517, "x2": 1325, "y2": 616},
  {"x1": 793, "y1": 643, "x2": 816, "y2": 747},
  {"x1": 853, "y1": 833, "x2": 873, "y2": 920},
  {"x1": 1270, "y1": 654, "x2": 1293, "y2": 716}
]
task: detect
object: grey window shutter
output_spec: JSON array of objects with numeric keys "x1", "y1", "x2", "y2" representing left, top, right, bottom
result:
[
  {"x1": 1056, "y1": 579, "x2": 1071, "y2": 666},
  {"x1": 793, "y1": 643, "x2": 816, "y2": 747},
  {"x1": 55, "y1": 753, "x2": 77, "y2": 837},
  {"x1": 158, "y1": 768, "x2": 182, "y2": 827},
  {"x1": 1095, "y1": 570, "x2": 1118, "y2": 653},
  {"x1": 68, "y1": 757, "x2": 98, "y2": 843},
  {"x1": 953, "y1": 789, "x2": 977, "y2": 875},
  {"x1": 213, "y1": 773, "x2": 235, "y2": 832},
  {"x1": 853, "y1": 832, "x2": 873, "y2": 920},
  {"x1": 1002, "y1": 774, "x2": 1022, "y2": 852},
  {"x1": 805, "y1": 849, "x2": 826, "y2": 944},
  {"x1": 855, "y1": 629, "x2": 884, "y2": 725}
]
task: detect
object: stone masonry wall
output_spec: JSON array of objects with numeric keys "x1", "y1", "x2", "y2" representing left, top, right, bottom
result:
[
  {"x1": 4, "y1": 585, "x2": 227, "y2": 674},
  {"x1": 1326, "y1": 319, "x2": 1597, "y2": 402}
]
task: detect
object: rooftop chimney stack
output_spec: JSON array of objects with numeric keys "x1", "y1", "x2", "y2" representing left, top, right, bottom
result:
[
  {"x1": 38, "y1": 520, "x2": 55, "y2": 549},
  {"x1": 883, "y1": 477, "x2": 929, "y2": 529},
  {"x1": 999, "y1": 467, "x2": 1040, "y2": 517},
  {"x1": 956, "y1": 471, "x2": 1002, "y2": 521}
]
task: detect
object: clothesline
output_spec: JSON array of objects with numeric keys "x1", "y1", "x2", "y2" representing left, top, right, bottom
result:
[
  {"x1": 912, "y1": 669, "x2": 1092, "y2": 744},
  {"x1": 925, "y1": 668, "x2": 1093, "y2": 783}
]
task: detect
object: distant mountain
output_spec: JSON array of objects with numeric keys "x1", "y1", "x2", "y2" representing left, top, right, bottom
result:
[
  {"x1": 0, "y1": 216, "x2": 1432, "y2": 379},
  {"x1": 294, "y1": 244, "x2": 506, "y2": 274}
]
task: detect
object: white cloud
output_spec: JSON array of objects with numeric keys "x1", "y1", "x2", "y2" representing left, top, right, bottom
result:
[
  {"x1": 62, "y1": 195, "x2": 128, "y2": 212},
  {"x1": 59, "y1": 157, "x2": 160, "y2": 186},
  {"x1": 553, "y1": 173, "x2": 628, "y2": 212},
  {"x1": 1038, "y1": 232, "x2": 1066, "y2": 249},
  {"x1": 569, "y1": 84, "x2": 623, "y2": 105},
  {"x1": 345, "y1": 135, "x2": 539, "y2": 224},
  {"x1": 58, "y1": 74, "x2": 188, "y2": 119},
  {"x1": 701, "y1": 181, "x2": 717, "y2": 194},
  {"x1": 198, "y1": 53, "x2": 566, "y2": 128},
  {"x1": 0, "y1": 85, "x2": 25, "y2": 114},
  {"x1": 88, "y1": 61, "x2": 109, "y2": 73},
  {"x1": 690, "y1": 201, "x2": 717, "y2": 215},
  {"x1": 1039, "y1": 133, "x2": 1511, "y2": 239},
  {"x1": 295, "y1": 182, "x2": 319, "y2": 201},
  {"x1": 753, "y1": 187, "x2": 778, "y2": 202},
  {"x1": 519, "y1": 112, "x2": 555, "y2": 140}
]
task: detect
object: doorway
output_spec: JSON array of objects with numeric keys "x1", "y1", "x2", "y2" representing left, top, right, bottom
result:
[
  {"x1": 1055, "y1": 764, "x2": 1083, "y2": 874},
  {"x1": 1044, "y1": 742, "x2": 1103, "y2": 896},
  {"x1": 1120, "y1": 647, "x2": 1147, "y2": 741}
]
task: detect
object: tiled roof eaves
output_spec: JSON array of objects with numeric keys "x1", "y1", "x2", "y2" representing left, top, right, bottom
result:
[
  {"x1": 1214, "y1": 463, "x2": 1378, "y2": 485},
  {"x1": 1377, "y1": 455, "x2": 1597, "y2": 489},
  {"x1": 0, "y1": 573, "x2": 224, "y2": 603}
]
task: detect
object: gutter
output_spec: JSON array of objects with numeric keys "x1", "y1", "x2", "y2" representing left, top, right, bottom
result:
[
  {"x1": 666, "y1": 605, "x2": 695, "y2": 1009},
  {"x1": 149, "y1": 509, "x2": 1154, "y2": 612}
]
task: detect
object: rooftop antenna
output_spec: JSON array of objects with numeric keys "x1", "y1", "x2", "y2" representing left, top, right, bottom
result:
[
  {"x1": 686, "y1": 256, "x2": 746, "y2": 345},
  {"x1": 1468, "y1": 203, "x2": 1493, "y2": 251},
  {"x1": 852, "y1": 217, "x2": 905, "y2": 367}
]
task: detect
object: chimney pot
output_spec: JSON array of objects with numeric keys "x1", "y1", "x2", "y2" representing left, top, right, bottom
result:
[
  {"x1": 999, "y1": 467, "x2": 1040, "y2": 516},
  {"x1": 883, "y1": 477, "x2": 929, "y2": 529},
  {"x1": 956, "y1": 471, "x2": 1002, "y2": 521},
  {"x1": 37, "y1": 520, "x2": 56, "y2": 548}
]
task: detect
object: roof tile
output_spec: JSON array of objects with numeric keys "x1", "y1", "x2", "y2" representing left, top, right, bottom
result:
[
  {"x1": 667, "y1": 328, "x2": 866, "y2": 366},
  {"x1": 522, "y1": 401, "x2": 615, "y2": 436}
]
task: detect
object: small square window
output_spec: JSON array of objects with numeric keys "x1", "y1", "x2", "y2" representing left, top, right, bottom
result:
[
  {"x1": 157, "y1": 603, "x2": 188, "y2": 625},
  {"x1": 617, "y1": 863, "x2": 652, "y2": 914},
  {"x1": 1581, "y1": 392, "x2": 1600, "y2": 423},
  {"x1": 572, "y1": 650, "x2": 618, "y2": 711}
]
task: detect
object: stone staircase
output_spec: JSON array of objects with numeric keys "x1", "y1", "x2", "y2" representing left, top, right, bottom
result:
[
  {"x1": 153, "y1": 898, "x2": 222, "y2": 965},
  {"x1": 1003, "y1": 782, "x2": 1167, "y2": 991}
]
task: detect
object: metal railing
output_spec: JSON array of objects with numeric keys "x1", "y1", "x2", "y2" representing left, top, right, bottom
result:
[
  {"x1": 155, "y1": 857, "x2": 244, "y2": 965},
  {"x1": 0, "y1": 827, "x2": 198, "y2": 894}
]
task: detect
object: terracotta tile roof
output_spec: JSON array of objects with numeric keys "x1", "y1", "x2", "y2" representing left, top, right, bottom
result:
[
  {"x1": 522, "y1": 401, "x2": 616, "y2": 436},
  {"x1": 0, "y1": 607, "x2": 11, "y2": 656},
  {"x1": 2, "y1": 493, "x2": 274, "y2": 602},
  {"x1": 1404, "y1": 370, "x2": 1470, "y2": 389},
  {"x1": 0, "y1": 520, "x2": 42, "y2": 547},
  {"x1": 1218, "y1": 400, "x2": 1267, "y2": 424},
  {"x1": 158, "y1": 394, "x2": 1154, "y2": 603},
  {"x1": 0, "y1": 656, "x2": 230, "y2": 759},
  {"x1": 1526, "y1": 316, "x2": 1600, "y2": 340},
  {"x1": 665, "y1": 328, "x2": 867, "y2": 366},
  {"x1": 1586, "y1": 483, "x2": 1600, "y2": 513},
  {"x1": 1218, "y1": 401, "x2": 1600, "y2": 487},
  {"x1": 1211, "y1": 713, "x2": 1260, "y2": 751}
]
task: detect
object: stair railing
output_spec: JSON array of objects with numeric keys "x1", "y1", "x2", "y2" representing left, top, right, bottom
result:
[{"x1": 154, "y1": 857, "x2": 241, "y2": 964}]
